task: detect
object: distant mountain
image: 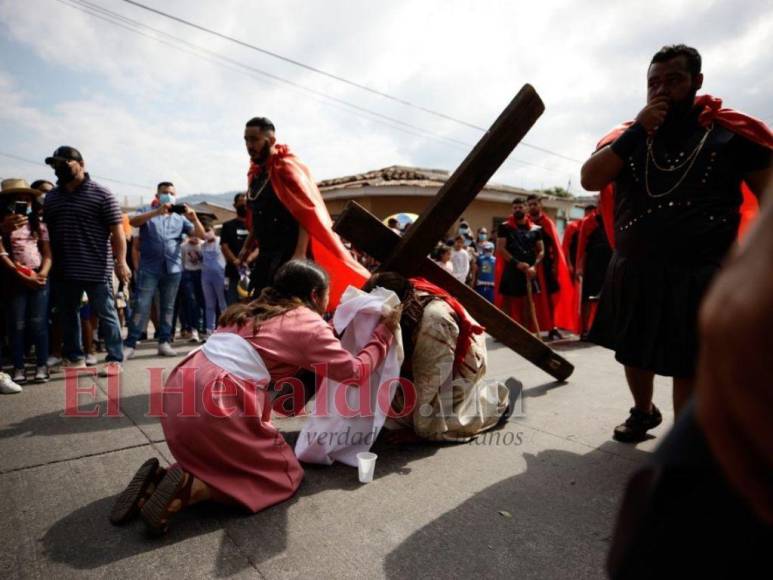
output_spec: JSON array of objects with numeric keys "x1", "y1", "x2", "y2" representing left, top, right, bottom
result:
[{"x1": 178, "y1": 191, "x2": 241, "y2": 208}]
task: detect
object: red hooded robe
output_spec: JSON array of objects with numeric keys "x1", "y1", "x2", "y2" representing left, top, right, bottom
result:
[{"x1": 247, "y1": 144, "x2": 369, "y2": 310}]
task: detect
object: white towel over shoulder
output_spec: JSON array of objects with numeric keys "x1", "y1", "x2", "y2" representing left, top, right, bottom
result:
[{"x1": 295, "y1": 286, "x2": 403, "y2": 466}]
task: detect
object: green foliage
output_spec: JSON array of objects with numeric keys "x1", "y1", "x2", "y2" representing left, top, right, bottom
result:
[{"x1": 538, "y1": 187, "x2": 573, "y2": 199}]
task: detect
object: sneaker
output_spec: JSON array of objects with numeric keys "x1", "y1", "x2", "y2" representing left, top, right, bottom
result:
[
  {"x1": 98, "y1": 362, "x2": 123, "y2": 378},
  {"x1": 34, "y1": 366, "x2": 49, "y2": 383},
  {"x1": 63, "y1": 358, "x2": 87, "y2": 369},
  {"x1": 613, "y1": 405, "x2": 663, "y2": 443},
  {"x1": 46, "y1": 355, "x2": 63, "y2": 368},
  {"x1": 189, "y1": 329, "x2": 200, "y2": 343},
  {"x1": 85, "y1": 353, "x2": 98, "y2": 366},
  {"x1": 158, "y1": 342, "x2": 178, "y2": 357},
  {"x1": 123, "y1": 346, "x2": 136, "y2": 360},
  {"x1": 0, "y1": 372, "x2": 23, "y2": 394},
  {"x1": 13, "y1": 369, "x2": 27, "y2": 385}
]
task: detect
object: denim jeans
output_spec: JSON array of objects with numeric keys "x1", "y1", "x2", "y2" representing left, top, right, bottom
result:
[
  {"x1": 125, "y1": 268, "x2": 182, "y2": 347},
  {"x1": 58, "y1": 279, "x2": 124, "y2": 363},
  {"x1": 8, "y1": 282, "x2": 49, "y2": 369},
  {"x1": 201, "y1": 267, "x2": 227, "y2": 332},
  {"x1": 179, "y1": 269, "x2": 205, "y2": 332}
]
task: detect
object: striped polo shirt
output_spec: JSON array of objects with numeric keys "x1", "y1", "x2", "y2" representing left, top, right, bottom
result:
[{"x1": 43, "y1": 174, "x2": 123, "y2": 282}]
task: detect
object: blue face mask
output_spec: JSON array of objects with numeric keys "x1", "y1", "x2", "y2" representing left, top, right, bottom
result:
[
  {"x1": 158, "y1": 193, "x2": 175, "y2": 205},
  {"x1": 478, "y1": 233, "x2": 488, "y2": 241}
]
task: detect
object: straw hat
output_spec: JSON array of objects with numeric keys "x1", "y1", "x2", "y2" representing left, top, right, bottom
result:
[{"x1": 0, "y1": 178, "x2": 43, "y2": 197}]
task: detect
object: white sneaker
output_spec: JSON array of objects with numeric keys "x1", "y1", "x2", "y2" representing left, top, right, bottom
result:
[
  {"x1": 158, "y1": 342, "x2": 178, "y2": 357},
  {"x1": 13, "y1": 369, "x2": 27, "y2": 384},
  {"x1": 123, "y1": 347, "x2": 136, "y2": 360},
  {"x1": 63, "y1": 358, "x2": 87, "y2": 369},
  {"x1": 189, "y1": 329, "x2": 201, "y2": 343},
  {"x1": 98, "y1": 362, "x2": 123, "y2": 377},
  {"x1": 46, "y1": 355, "x2": 63, "y2": 368},
  {"x1": 0, "y1": 372, "x2": 23, "y2": 394},
  {"x1": 85, "y1": 353, "x2": 98, "y2": 366},
  {"x1": 34, "y1": 366, "x2": 49, "y2": 383}
]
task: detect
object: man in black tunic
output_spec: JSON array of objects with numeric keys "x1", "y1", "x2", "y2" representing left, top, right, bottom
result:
[
  {"x1": 581, "y1": 45, "x2": 772, "y2": 442},
  {"x1": 496, "y1": 198, "x2": 545, "y2": 332},
  {"x1": 239, "y1": 117, "x2": 309, "y2": 296}
]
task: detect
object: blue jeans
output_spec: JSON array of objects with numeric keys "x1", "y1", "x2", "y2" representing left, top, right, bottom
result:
[
  {"x1": 9, "y1": 282, "x2": 49, "y2": 369},
  {"x1": 179, "y1": 269, "x2": 205, "y2": 332},
  {"x1": 126, "y1": 268, "x2": 182, "y2": 347},
  {"x1": 58, "y1": 279, "x2": 123, "y2": 363},
  {"x1": 201, "y1": 267, "x2": 227, "y2": 332}
]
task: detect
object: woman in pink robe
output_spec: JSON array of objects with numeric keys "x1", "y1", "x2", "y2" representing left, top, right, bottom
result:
[{"x1": 110, "y1": 260, "x2": 397, "y2": 535}]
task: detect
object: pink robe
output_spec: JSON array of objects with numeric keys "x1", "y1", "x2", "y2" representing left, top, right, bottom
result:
[{"x1": 161, "y1": 306, "x2": 392, "y2": 513}]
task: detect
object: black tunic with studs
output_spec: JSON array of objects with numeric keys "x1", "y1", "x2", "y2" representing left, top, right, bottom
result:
[
  {"x1": 247, "y1": 172, "x2": 299, "y2": 294},
  {"x1": 589, "y1": 109, "x2": 771, "y2": 376}
]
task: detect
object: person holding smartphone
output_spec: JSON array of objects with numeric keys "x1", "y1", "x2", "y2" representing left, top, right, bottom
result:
[
  {"x1": 0, "y1": 178, "x2": 52, "y2": 384},
  {"x1": 124, "y1": 182, "x2": 206, "y2": 359}
]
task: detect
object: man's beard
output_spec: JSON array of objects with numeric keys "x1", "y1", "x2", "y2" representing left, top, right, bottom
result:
[
  {"x1": 513, "y1": 210, "x2": 525, "y2": 220},
  {"x1": 662, "y1": 89, "x2": 698, "y2": 128},
  {"x1": 253, "y1": 142, "x2": 271, "y2": 164}
]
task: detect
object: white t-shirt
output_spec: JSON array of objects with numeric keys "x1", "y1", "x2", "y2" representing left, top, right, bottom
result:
[
  {"x1": 180, "y1": 239, "x2": 203, "y2": 271},
  {"x1": 450, "y1": 248, "x2": 470, "y2": 283}
]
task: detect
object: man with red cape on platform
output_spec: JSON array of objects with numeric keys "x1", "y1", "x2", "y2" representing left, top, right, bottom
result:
[
  {"x1": 580, "y1": 44, "x2": 772, "y2": 444},
  {"x1": 237, "y1": 117, "x2": 369, "y2": 310}
]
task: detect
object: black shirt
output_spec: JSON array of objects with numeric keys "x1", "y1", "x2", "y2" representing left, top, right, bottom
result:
[
  {"x1": 220, "y1": 217, "x2": 249, "y2": 279},
  {"x1": 497, "y1": 221, "x2": 543, "y2": 265},
  {"x1": 247, "y1": 172, "x2": 299, "y2": 256},
  {"x1": 614, "y1": 111, "x2": 771, "y2": 265}
]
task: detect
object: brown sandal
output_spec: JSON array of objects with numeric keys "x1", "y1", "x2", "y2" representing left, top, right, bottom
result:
[
  {"x1": 140, "y1": 465, "x2": 194, "y2": 536},
  {"x1": 109, "y1": 458, "x2": 167, "y2": 525}
]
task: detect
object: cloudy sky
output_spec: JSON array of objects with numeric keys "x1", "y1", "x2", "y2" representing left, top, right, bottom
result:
[{"x1": 1, "y1": 0, "x2": 771, "y2": 205}]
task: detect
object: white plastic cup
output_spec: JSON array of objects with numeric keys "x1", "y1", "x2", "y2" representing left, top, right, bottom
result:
[{"x1": 357, "y1": 452, "x2": 377, "y2": 483}]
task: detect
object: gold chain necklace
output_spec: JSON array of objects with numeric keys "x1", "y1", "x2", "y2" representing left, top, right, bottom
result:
[
  {"x1": 644, "y1": 125, "x2": 713, "y2": 198},
  {"x1": 247, "y1": 172, "x2": 270, "y2": 201}
]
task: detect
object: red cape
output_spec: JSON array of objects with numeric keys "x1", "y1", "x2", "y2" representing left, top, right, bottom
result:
[
  {"x1": 247, "y1": 145, "x2": 369, "y2": 310},
  {"x1": 594, "y1": 94, "x2": 772, "y2": 246},
  {"x1": 494, "y1": 215, "x2": 580, "y2": 333},
  {"x1": 561, "y1": 219, "x2": 582, "y2": 273}
]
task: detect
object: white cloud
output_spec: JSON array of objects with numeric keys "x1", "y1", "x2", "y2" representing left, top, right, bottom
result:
[{"x1": 1, "y1": 0, "x2": 771, "y2": 203}]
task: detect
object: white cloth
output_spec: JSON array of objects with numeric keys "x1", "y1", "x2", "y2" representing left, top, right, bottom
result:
[
  {"x1": 295, "y1": 286, "x2": 403, "y2": 467},
  {"x1": 450, "y1": 248, "x2": 470, "y2": 283},
  {"x1": 199, "y1": 332, "x2": 271, "y2": 384}
]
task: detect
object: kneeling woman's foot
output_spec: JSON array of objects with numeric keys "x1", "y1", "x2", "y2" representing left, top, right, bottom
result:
[
  {"x1": 141, "y1": 466, "x2": 208, "y2": 536},
  {"x1": 109, "y1": 457, "x2": 167, "y2": 525}
]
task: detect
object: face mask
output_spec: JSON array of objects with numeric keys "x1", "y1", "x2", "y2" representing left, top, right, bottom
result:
[
  {"x1": 158, "y1": 193, "x2": 175, "y2": 205},
  {"x1": 478, "y1": 233, "x2": 488, "y2": 241},
  {"x1": 459, "y1": 227, "x2": 469, "y2": 235},
  {"x1": 54, "y1": 164, "x2": 77, "y2": 184},
  {"x1": 514, "y1": 210, "x2": 525, "y2": 220},
  {"x1": 236, "y1": 206, "x2": 247, "y2": 218}
]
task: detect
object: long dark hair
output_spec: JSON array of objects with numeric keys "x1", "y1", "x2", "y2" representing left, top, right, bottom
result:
[{"x1": 219, "y1": 260, "x2": 329, "y2": 331}]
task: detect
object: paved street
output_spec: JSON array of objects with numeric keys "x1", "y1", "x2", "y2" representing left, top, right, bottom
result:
[{"x1": 0, "y1": 338, "x2": 675, "y2": 579}]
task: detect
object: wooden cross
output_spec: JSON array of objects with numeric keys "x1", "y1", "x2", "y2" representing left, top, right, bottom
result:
[{"x1": 334, "y1": 85, "x2": 573, "y2": 381}]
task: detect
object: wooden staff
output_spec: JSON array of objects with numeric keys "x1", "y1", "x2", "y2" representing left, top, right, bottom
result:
[{"x1": 525, "y1": 273, "x2": 541, "y2": 338}]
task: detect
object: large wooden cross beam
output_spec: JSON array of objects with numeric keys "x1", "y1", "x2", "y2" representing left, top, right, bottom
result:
[{"x1": 334, "y1": 84, "x2": 574, "y2": 381}]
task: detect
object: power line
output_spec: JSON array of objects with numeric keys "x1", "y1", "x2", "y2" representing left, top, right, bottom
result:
[
  {"x1": 0, "y1": 151, "x2": 153, "y2": 190},
  {"x1": 117, "y1": 0, "x2": 582, "y2": 164},
  {"x1": 58, "y1": 0, "x2": 571, "y2": 178}
]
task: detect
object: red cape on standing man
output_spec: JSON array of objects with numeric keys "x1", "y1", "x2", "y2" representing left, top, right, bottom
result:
[{"x1": 237, "y1": 117, "x2": 369, "y2": 309}]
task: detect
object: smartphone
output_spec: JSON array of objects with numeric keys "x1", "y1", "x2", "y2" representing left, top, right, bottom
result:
[
  {"x1": 14, "y1": 201, "x2": 28, "y2": 215},
  {"x1": 172, "y1": 204, "x2": 186, "y2": 215}
]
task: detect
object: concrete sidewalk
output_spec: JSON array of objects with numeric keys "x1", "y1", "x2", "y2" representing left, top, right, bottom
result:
[{"x1": 0, "y1": 338, "x2": 675, "y2": 579}]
